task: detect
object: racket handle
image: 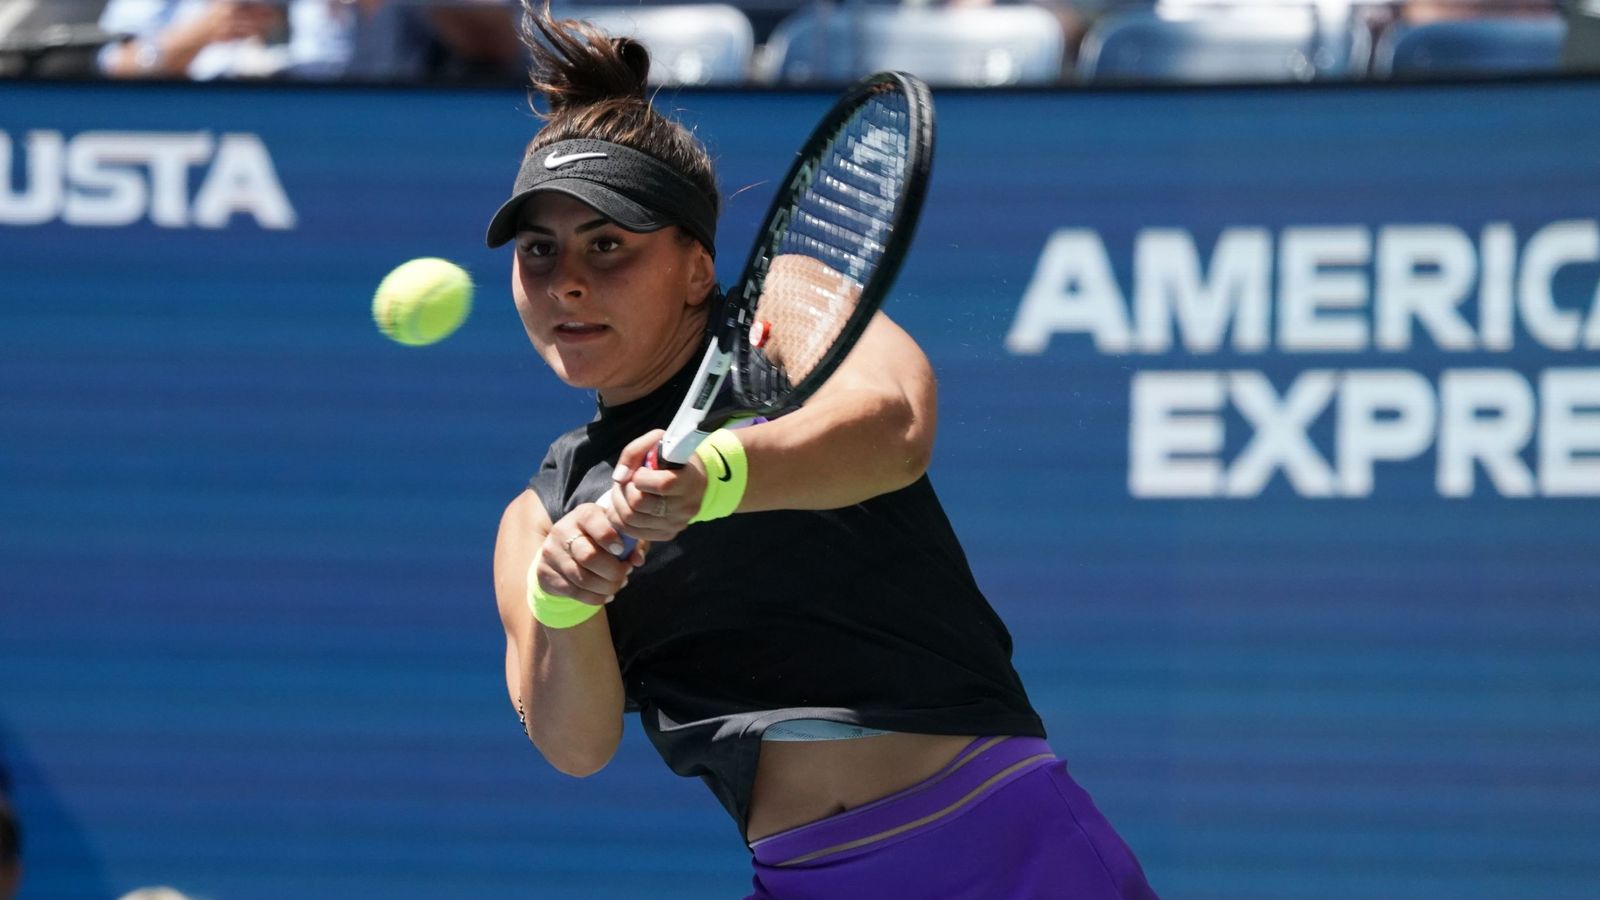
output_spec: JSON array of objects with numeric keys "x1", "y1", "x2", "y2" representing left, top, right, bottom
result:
[{"x1": 646, "y1": 444, "x2": 685, "y2": 471}]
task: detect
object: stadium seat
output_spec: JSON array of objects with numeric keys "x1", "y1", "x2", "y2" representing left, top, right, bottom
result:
[
  {"x1": 1373, "y1": 15, "x2": 1567, "y2": 77},
  {"x1": 0, "y1": 0, "x2": 111, "y2": 77},
  {"x1": 1077, "y1": 6, "x2": 1366, "y2": 83},
  {"x1": 757, "y1": 4, "x2": 1066, "y2": 86},
  {"x1": 568, "y1": 4, "x2": 755, "y2": 85}
]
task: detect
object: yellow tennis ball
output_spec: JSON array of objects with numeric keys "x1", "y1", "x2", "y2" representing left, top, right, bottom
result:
[{"x1": 372, "y1": 257, "x2": 473, "y2": 346}]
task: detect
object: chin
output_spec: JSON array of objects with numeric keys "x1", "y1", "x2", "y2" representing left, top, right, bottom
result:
[{"x1": 545, "y1": 352, "x2": 607, "y2": 391}]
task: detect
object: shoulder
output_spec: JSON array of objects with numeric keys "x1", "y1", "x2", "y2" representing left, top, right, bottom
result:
[
  {"x1": 493, "y1": 490, "x2": 550, "y2": 629},
  {"x1": 496, "y1": 490, "x2": 551, "y2": 558}
]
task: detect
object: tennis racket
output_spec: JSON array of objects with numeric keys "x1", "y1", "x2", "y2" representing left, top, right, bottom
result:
[{"x1": 609, "y1": 70, "x2": 935, "y2": 553}]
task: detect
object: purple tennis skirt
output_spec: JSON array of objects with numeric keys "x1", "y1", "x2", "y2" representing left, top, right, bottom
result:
[{"x1": 745, "y1": 736, "x2": 1159, "y2": 899}]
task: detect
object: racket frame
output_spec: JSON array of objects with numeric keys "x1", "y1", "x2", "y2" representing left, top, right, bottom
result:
[{"x1": 656, "y1": 71, "x2": 935, "y2": 467}]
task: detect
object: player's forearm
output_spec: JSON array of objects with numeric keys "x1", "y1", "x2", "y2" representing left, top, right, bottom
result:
[
  {"x1": 744, "y1": 398, "x2": 935, "y2": 514},
  {"x1": 738, "y1": 388, "x2": 931, "y2": 511},
  {"x1": 523, "y1": 617, "x2": 625, "y2": 777},
  {"x1": 735, "y1": 314, "x2": 936, "y2": 511}
]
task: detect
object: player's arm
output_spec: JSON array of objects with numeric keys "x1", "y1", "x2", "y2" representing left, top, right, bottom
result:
[
  {"x1": 611, "y1": 311, "x2": 935, "y2": 532},
  {"x1": 495, "y1": 489, "x2": 629, "y2": 777},
  {"x1": 737, "y1": 311, "x2": 936, "y2": 510}
]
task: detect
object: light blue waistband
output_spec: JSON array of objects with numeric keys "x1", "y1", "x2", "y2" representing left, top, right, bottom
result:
[{"x1": 762, "y1": 719, "x2": 893, "y2": 742}]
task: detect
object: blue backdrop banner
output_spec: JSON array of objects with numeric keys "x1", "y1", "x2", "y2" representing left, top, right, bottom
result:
[{"x1": 2, "y1": 78, "x2": 1598, "y2": 899}]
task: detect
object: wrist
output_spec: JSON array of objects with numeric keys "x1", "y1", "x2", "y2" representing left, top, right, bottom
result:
[
  {"x1": 526, "y1": 561, "x2": 602, "y2": 629},
  {"x1": 689, "y1": 428, "x2": 748, "y2": 523}
]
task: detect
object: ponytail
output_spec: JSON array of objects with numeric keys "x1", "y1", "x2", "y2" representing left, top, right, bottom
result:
[{"x1": 518, "y1": 2, "x2": 720, "y2": 221}]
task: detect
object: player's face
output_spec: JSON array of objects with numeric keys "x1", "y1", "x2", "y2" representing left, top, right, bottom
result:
[{"x1": 511, "y1": 193, "x2": 714, "y2": 403}]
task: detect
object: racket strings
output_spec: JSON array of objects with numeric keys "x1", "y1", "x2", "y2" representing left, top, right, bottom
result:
[
  {"x1": 804, "y1": 192, "x2": 891, "y2": 242},
  {"x1": 758, "y1": 261, "x2": 862, "y2": 380},
  {"x1": 756, "y1": 92, "x2": 913, "y2": 387},
  {"x1": 732, "y1": 84, "x2": 915, "y2": 406}
]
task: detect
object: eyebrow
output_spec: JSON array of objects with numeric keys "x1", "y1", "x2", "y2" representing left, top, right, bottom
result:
[{"x1": 518, "y1": 217, "x2": 614, "y2": 236}]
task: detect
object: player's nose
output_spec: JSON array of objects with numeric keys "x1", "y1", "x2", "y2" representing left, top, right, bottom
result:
[{"x1": 546, "y1": 249, "x2": 588, "y2": 301}]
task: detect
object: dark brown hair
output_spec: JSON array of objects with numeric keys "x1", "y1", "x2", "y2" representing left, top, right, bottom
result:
[{"x1": 520, "y1": 3, "x2": 720, "y2": 220}]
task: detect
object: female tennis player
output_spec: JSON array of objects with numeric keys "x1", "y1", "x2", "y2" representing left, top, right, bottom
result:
[{"x1": 489, "y1": 9, "x2": 1158, "y2": 898}]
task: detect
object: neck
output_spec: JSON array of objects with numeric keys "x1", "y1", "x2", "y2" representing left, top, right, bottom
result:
[{"x1": 596, "y1": 306, "x2": 709, "y2": 407}]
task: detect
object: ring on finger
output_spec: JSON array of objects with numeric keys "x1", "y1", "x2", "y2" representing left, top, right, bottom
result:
[{"x1": 563, "y1": 533, "x2": 584, "y2": 555}]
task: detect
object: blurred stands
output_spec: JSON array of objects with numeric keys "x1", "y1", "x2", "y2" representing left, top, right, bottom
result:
[
  {"x1": 0, "y1": 0, "x2": 112, "y2": 76},
  {"x1": 757, "y1": 4, "x2": 1066, "y2": 85},
  {"x1": 1373, "y1": 12, "x2": 1566, "y2": 74},
  {"x1": 1567, "y1": 0, "x2": 1600, "y2": 67},
  {"x1": 0, "y1": 0, "x2": 524, "y2": 82},
  {"x1": 0, "y1": 0, "x2": 1590, "y2": 84},
  {"x1": 1077, "y1": 4, "x2": 1362, "y2": 82},
  {"x1": 95, "y1": 0, "x2": 342, "y2": 80},
  {"x1": 565, "y1": 3, "x2": 754, "y2": 83}
]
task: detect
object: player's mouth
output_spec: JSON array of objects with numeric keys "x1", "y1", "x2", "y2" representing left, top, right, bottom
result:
[{"x1": 554, "y1": 321, "x2": 609, "y2": 342}]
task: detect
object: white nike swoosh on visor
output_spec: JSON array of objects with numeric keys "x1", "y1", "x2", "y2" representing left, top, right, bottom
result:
[{"x1": 544, "y1": 151, "x2": 609, "y2": 169}]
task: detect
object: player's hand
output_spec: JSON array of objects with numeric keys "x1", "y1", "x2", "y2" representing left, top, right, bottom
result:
[
  {"x1": 608, "y1": 429, "x2": 708, "y2": 543},
  {"x1": 536, "y1": 503, "x2": 646, "y2": 606}
]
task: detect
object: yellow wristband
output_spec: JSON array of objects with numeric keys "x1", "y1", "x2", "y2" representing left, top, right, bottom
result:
[
  {"x1": 526, "y1": 560, "x2": 602, "y2": 629},
  {"x1": 689, "y1": 428, "x2": 748, "y2": 523}
]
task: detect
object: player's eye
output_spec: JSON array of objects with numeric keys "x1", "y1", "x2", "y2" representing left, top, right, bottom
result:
[
  {"x1": 519, "y1": 239, "x2": 555, "y2": 258},
  {"x1": 593, "y1": 236, "x2": 622, "y2": 253}
]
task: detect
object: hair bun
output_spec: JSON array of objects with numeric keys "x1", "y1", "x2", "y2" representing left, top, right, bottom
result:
[
  {"x1": 614, "y1": 37, "x2": 651, "y2": 90},
  {"x1": 522, "y1": 5, "x2": 651, "y2": 114}
]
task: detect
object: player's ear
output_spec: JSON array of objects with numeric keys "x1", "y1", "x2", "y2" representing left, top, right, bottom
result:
[{"x1": 684, "y1": 242, "x2": 716, "y2": 307}]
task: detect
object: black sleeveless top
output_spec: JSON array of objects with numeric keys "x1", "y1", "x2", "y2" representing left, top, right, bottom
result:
[{"x1": 529, "y1": 360, "x2": 1044, "y2": 832}]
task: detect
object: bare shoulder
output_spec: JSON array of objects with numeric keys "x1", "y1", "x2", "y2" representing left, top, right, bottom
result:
[
  {"x1": 494, "y1": 490, "x2": 551, "y2": 632},
  {"x1": 497, "y1": 489, "x2": 550, "y2": 550},
  {"x1": 826, "y1": 312, "x2": 935, "y2": 394}
]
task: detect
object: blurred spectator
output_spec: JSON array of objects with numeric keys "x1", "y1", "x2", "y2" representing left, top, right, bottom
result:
[
  {"x1": 96, "y1": 0, "x2": 347, "y2": 78},
  {"x1": 1399, "y1": 0, "x2": 1555, "y2": 22},
  {"x1": 95, "y1": 0, "x2": 522, "y2": 82},
  {"x1": 930, "y1": 0, "x2": 1088, "y2": 67},
  {"x1": 323, "y1": 0, "x2": 523, "y2": 82},
  {"x1": 425, "y1": 0, "x2": 524, "y2": 78}
]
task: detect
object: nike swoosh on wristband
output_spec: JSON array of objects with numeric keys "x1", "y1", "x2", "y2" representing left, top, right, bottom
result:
[
  {"x1": 710, "y1": 446, "x2": 733, "y2": 482},
  {"x1": 544, "y1": 151, "x2": 608, "y2": 169}
]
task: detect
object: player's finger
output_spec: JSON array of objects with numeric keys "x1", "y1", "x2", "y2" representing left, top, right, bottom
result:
[
  {"x1": 571, "y1": 512, "x2": 640, "y2": 590},
  {"x1": 613, "y1": 429, "x2": 666, "y2": 483},
  {"x1": 533, "y1": 552, "x2": 612, "y2": 606},
  {"x1": 628, "y1": 470, "x2": 706, "y2": 526},
  {"x1": 573, "y1": 503, "x2": 630, "y2": 559},
  {"x1": 540, "y1": 510, "x2": 631, "y2": 597},
  {"x1": 623, "y1": 482, "x2": 675, "y2": 518},
  {"x1": 612, "y1": 486, "x2": 690, "y2": 545},
  {"x1": 560, "y1": 530, "x2": 631, "y2": 583},
  {"x1": 612, "y1": 504, "x2": 684, "y2": 542},
  {"x1": 625, "y1": 463, "x2": 697, "y2": 499}
]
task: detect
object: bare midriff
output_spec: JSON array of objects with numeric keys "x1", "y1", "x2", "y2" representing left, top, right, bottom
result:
[{"x1": 744, "y1": 732, "x2": 980, "y2": 842}]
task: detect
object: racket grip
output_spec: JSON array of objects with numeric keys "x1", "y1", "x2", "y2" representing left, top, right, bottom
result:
[{"x1": 645, "y1": 445, "x2": 686, "y2": 471}]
